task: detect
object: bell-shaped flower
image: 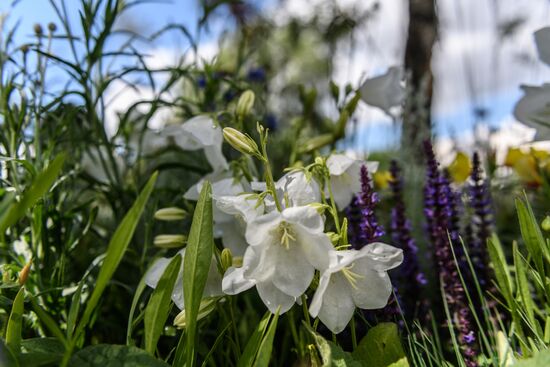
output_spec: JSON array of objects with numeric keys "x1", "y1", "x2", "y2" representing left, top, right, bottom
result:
[
  {"x1": 254, "y1": 170, "x2": 321, "y2": 211},
  {"x1": 184, "y1": 171, "x2": 256, "y2": 255},
  {"x1": 326, "y1": 154, "x2": 378, "y2": 210},
  {"x1": 144, "y1": 248, "x2": 223, "y2": 310},
  {"x1": 359, "y1": 66, "x2": 405, "y2": 116},
  {"x1": 513, "y1": 84, "x2": 550, "y2": 140},
  {"x1": 309, "y1": 242, "x2": 403, "y2": 334},
  {"x1": 222, "y1": 206, "x2": 333, "y2": 314},
  {"x1": 164, "y1": 115, "x2": 228, "y2": 171}
]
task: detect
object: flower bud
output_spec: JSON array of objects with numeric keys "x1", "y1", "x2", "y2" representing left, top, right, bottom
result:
[
  {"x1": 327, "y1": 232, "x2": 340, "y2": 245},
  {"x1": 220, "y1": 248, "x2": 233, "y2": 272},
  {"x1": 542, "y1": 216, "x2": 550, "y2": 232},
  {"x1": 299, "y1": 134, "x2": 333, "y2": 154},
  {"x1": 154, "y1": 234, "x2": 186, "y2": 248},
  {"x1": 308, "y1": 202, "x2": 330, "y2": 215},
  {"x1": 18, "y1": 259, "x2": 32, "y2": 286},
  {"x1": 223, "y1": 127, "x2": 261, "y2": 158},
  {"x1": 236, "y1": 90, "x2": 255, "y2": 117},
  {"x1": 154, "y1": 207, "x2": 187, "y2": 221},
  {"x1": 48, "y1": 22, "x2": 57, "y2": 33},
  {"x1": 33, "y1": 23, "x2": 43, "y2": 36},
  {"x1": 173, "y1": 298, "x2": 218, "y2": 329}
]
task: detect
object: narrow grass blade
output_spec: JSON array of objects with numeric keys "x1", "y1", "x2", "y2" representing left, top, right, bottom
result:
[
  {"x1": 144, "y1": 254, "x2": 182, "y2": 354},
  {"x1": 0, "y1": 153, "x2": 65, "y2": 233},
  {"x1": 127, "y1": 274, "x2": 147, "y2": 345},
  {"x1": 29, "y1": 297, "x2": 67, "y2": 346},
  {"x1": 6, "y1": 287, "x2": 25, "y2": 352},
  {"x1": 254, "y1": 309, "x2": 280, "y2": 367},
  {"x1": 487, "y1": 234, "x2": 514, "y2": 305},
  {"x1": 62, "y1": 172, "x2": 158, "y2": 365},
  {"x1": 516, "y1": 197, "x2": 548, "y2": 275},
  {"x1": 513, "y1": 243, "x2": 540, "y2": 335},
  {"x1": 183, "y1": 181, "x2": 213, "y2": 367}
]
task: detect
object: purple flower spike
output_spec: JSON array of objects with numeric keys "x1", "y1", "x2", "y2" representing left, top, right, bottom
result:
[
  {"x1": 423, "y1": 140, "x2": 478, "y2": 367},
  {"x1": 347, "y1": 165, "x2": 384, "y2": 249}
]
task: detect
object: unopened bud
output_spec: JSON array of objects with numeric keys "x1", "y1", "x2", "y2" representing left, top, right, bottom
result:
[
  {"x1": 33, "y1": 23, "x2": 43, "y2": 36},
  {"x1": 220, "y1": 248, "x2": 233, "y2": 272},
  {"x1": 299, "y1": 134, "x2": 333, "y2": 154},
  {"x1": 236, "y1": 90, "x2": 255, "y2": 117},
  {"x1": 18, "y1": 259, "x2": 32, "y2": 286},
  {"x1": 48, "y1": 22, "x2": 57, "y2": 33},
  {"x1": 542, "y1": 216, "x2": 550, "y2": 232},
  {"x1": 327, "y1": 232, "x2": 340, "y2": 245},
  {"x1": 308, "y1": 202, "x2": 330, "y2": 215},
  {"x1": 223, "y1": 127, "x2": 261, "y2": 158},
  {"x1": 173, "y1": 298, "x2": 218, "y2": 329},
  {"x1": 154, "y1": 234, "x2": 186, "y2": 248},
  {"x1": 154, "y1": 207, "x2": 187, "y2": 221}
]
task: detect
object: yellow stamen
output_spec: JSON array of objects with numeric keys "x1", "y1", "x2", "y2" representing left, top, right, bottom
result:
[
  {"x1": 340, "y1": 263, "x2": 364, "y2": 290},
  {"x1": 278, "y1": 221, "x2": 296, "y2": 249}
]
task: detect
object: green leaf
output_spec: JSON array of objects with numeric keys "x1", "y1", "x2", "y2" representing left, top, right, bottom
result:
[
  {"x1": 237, "y1": 312, "x2": 271, "y2": 367},
  {"x1": 144, "y1": 254, "x2": 182, "y2": 354},
  {"x1": 353, "y1": 323, "x2": 407, "y2": 367},
  {"x1": 306, "y1": 325, "x2": 361, "y2": 367},
  {"x1": 387, "y1": 358, "x2": 410, "y2": 367},
  {"x1": 68, "y1": 345, "x2": 169, "y2": 366},
  {"x1": 183, "y1": 181, "x2": 213, "y2": 367},
  {"x1": 0, "y1": 337, "x2": 20, "y2": 367},
  {"x1": 513, "y1": 349, "x2": 550, "y2": 366},
  {"x1": 19, "y1": 338, "x2": 65, "y2": 366},
  {"x1": 487, "y1": 234, "x2": 514, "y2": 305},
  {"x1": 127, "y1": 274, "x2": 148, "y2": 345},
  {"x1": 516, "y1": 197, "x2": 549, "y2": 275},
  {"x1": 63, "y1": 172, "x2": 158, "y2": 364},
  {"x1": 5, "y1": 287, "x2": 25, "y2": 352},
  {"x1": 29, "y1": 297, "x2": 67, "y2": 346},
  {"x1": 254, "y1": 309, "x2": 279, "y2": 367},
  {"x1": 0, "y1": 154, "x2": 65, "y2": 233},
  {"x1": 513, "y1": 243, "x2": 540, "y2": 335}
]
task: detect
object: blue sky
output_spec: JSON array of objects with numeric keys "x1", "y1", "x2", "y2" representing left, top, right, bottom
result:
[{"x1": 2, "y1": 0, "x2": 549, "y2": 152}]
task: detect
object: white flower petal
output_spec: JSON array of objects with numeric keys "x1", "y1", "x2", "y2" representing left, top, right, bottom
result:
[
  {"x1": 316, "y1": 273, "x2": 356, "y2": 334},
  {"x1": 360, "y1": 66, "x2": 405, "y2": 114},
  {"x1": 350, "y1": 268, "x2": 393, "y2": 310},
  {"x1": 295, "y1": 228, "x2": 333, "y2": 270},
  {"x1": 222, "y1": 266, "x2": 256, "y2": 295},
  {"x1": 245, "y1": 211, "x2": 281, "y2": 247},
  {"x1": 144, "y1": 257, "x2": 172, "y2": 289},
  {"x1": 217, "y1": 221, "x2": 248, "y2": 257},
  {"x1": 179, "y1": 115, "x2": 220, "y2": 147},
  {"x1": 309, "y1": 270, "x2": 331, "y2": 317},
  {"x1": 358, "y1": 242, "x2": 404, "y2": 272},
  {"x1": 327, "y1": 154, "x2": 355, "y2": 176},
  {"x1": 513, "y1": 84, "x2": 550, "y2": 139},
  {"x1": 256, "y1": 280, "x2": 296, "y2": 314},
  {"x1": 282, "y1": 206, "x2": 324, "y2": 233},
  {"x1": 276, "y1": 171, "x2": 320, "y2": 207},
  {"x1": 204, "y1": 144, "x2": 229, "y2": 171},
  {"x1": 270, "y1": 244, "x2": 315, "y2": 297}
]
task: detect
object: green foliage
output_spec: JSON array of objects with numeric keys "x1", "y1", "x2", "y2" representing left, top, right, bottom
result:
[
  {"x1": 353, "y1": 323, "x2": 409, "y2": 367},
  {"x1": 183, "y1": 181, "x2": 214, "y2": 367},
  {"x1": 306, "y1": 324, "x2": 362, "y2": 367},
  {"x1": 5, "y1": 287, "x2": 25, "y2": 352},
  {"x1": 68, "y1": 345, "x2": 170, "y2": 367},
  {"x1": 238, "y1": 311, "x2": 280, "y2": 367}
]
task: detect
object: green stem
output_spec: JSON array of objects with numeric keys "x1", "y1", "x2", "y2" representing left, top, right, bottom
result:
[{"x1": 350, "y1": 317, "x2": 357, "y2": 349}]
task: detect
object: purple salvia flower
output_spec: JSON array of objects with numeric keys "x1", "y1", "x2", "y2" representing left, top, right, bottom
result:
[
  {"x1": 389, "y1": 160, "x2": 428, "y2": 320},
  {"x1": 423, "y1": 140, "x2": 478, "y2": 367},
  {"x1": 347, "y1": 165, "x2": 384, "y2": 249}
]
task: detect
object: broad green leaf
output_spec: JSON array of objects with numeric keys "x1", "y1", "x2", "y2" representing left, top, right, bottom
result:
[
  {"x1": 19, "y1": 338, "x2": 65, "y2": 366},
  {"x1": 516, "y1": 197, "x2": 548, "y2": 275},
  {"x1": 6, "y1": 287, "x2": 25, "y2": 352},
  {"x1": 183, "y1": 181, "x2": 213, "y2": 367},
  {"x1": 513, "y1": 243, "x2": 540, "y2": 334},
  {"x1": 306, "y1": 324, "x2": 361, "y2": 367},
  {"x1": 513, "y1": 349, "x2": 550, "y2": 366},
  {"x1": 144, "y1": 254, "x2": 182, "y2": 354},
  {"x1": 254, "y1": 309, "x2": 280, "y2": 367},
  {"x1": 0, "y1": 338, "x2": 19, "y2": 367},
  {"x1": 387, "y1": 358, "x2": 410, "y2": 367},
  {"x1": 0, "y1": 153, "x2": 65, "y2": 233},
  {"x1": 237, "y1": 312, "x2": 271, "y2": 367},
  {"x1": 353, "y1": 323, "x2": 407, "y2": 367},
  {"x1": 63, "y1": 172, "x2": 158, "y2": 365},
  {"x1": 68, "y1": 345, "x2": 170, "y2": 367}
]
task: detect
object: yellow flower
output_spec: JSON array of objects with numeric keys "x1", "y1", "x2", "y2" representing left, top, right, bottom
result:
[
  {"x1": 513, "y1": 155, "x2": 542, "y2": 186},
  {"x1": 504, "y1": 147, "x2": 526, "y2": 167},
  {"x1": 448, "y1": 152, "x2": 472, "y2": 184},
  {"x1": 373, "y1": 170, "x2": 392, "y2": 189}
]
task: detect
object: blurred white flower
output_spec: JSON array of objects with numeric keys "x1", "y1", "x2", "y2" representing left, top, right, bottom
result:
[
  {"x1": 80, "y1": 147, "x2": 125, "y2": 184},
  {"x1": 13, "y1": 237, "x2": 32, "y2": 262},
  {"x1": 326, "y1": 153, "x2": 378, "y2": 210},
  {"x1": 144, "y1": 248, "x2": 223, "y2": 310},
  {"x1": 359, "y1": 66, "x2": 405, "y2": 116},
  {"x1": 535, "y1": 27, "x2": 550, "y2": 67},
  {"x1": 164, "y1": 115, "x2": 228, "y2": 171},
  {"x1": 513, "y1": 84, "x2": 550, "y2": 140},
  {"x1": 309, "y1": 242, "x2": 403, "y2": 334},
  {"x1": 222, "y1": 206, "x2": 333, "y2": 314}
]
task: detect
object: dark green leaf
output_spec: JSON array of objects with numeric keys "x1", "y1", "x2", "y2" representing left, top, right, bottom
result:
[
  {"x1": 306, "y1": 324, "x2": 361, "y2": 367},
  {"x1": 6, "y1": 287, "x2": 25, "y2": 352},
  {"x1": 254, "y1": 309, "x2": 279, "y2": 367},
  {"x1": 0, "y1": 337, "x2": 19, "y2": 367},
  {"x1": 237, "y1": 312, "x2": 271, "y2": 367},
  {"x1": 19, "y1": 338, "x2": 65, "y2": 366},
  {"x1": 68, "y1": 345, "x2": 169, "y2": 366}
]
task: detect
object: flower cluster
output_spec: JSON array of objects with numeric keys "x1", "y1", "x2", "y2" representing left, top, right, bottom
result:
[{"x1": 144, "y1": 121, "x2": 403, "y2": 334}]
